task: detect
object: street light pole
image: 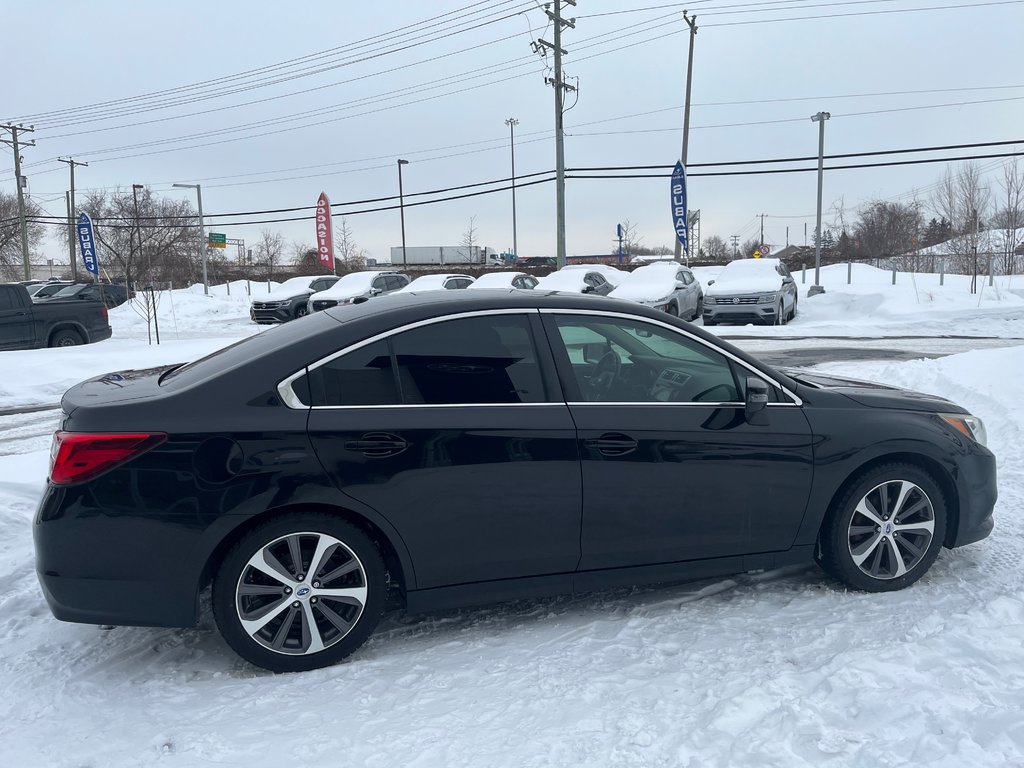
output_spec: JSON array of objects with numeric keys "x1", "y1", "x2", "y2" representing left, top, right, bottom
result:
[
  {"x1": 397, "y1": 159, "x2": 409, "y2": 267},
  {"x1": 173, "y1": 183, "x2": 208, "y2": 295},
  {"x1": 673, "y1": 12, "x2": 698, "y2": 264},
  {"x1": 810, "y1": 111, "x2": 831, "y2": 295},
  {"x1": 505, "y1": 117, "x2": 519, "y2": 260}
]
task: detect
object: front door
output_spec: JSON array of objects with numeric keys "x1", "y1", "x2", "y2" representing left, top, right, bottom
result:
[
  {"x1": 543, "y1": 311, "x2": 814, "y2": 571},
  {"x1": 306, "y1": 312, "x2": 581, "y2": 589},
  {"x1": 0, "y1": 286, "x2": 33, "y2": 349}
]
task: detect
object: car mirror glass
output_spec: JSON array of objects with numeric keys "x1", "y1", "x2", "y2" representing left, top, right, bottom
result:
[{"x1": 707, "y1": 279, "x2": 715, "y2": 286}]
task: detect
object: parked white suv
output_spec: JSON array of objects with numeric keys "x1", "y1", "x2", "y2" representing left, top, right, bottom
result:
[{"x1": 307, "y1": 271, "x2": 410, "y2": 312}]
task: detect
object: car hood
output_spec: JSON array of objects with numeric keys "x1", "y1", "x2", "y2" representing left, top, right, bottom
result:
[
  {"x1": 310, "y1": 287, "x2": 364, "y2": 301},
  {"x1": 781, "y1": 368, "x2": 966, "y2": 413},
  {"x1": 262, "y1": 287, "x2": 313, "y2": 301},
  {"x1": 707, "y1": 275, "x2": 782, "y2": 296},
  {"x1": 609, "y1": 281, "x2": 672, "y2": 301}
]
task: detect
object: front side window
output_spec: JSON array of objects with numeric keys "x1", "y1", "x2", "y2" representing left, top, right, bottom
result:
[
  {"x1": 372, "y1": 278, "x2": 388, "y2": 293},
  {"x1": 301, "y1": 314, "x2": 547, "y2": 406},
  {"x1": 551, "y1": 315, "x2": 745, "y2": 404}
]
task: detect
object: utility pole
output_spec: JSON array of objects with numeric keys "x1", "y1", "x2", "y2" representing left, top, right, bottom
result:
[
  {"x1": 172, "y1": 183, "x2": 208, "y2": 295},
  {"x1": 2, "y1": 123, "x2": 36, "y2": 280},
  {"x1": 786, "y1": 226, "x2": 789, "y2": 248},
  {"x1": 730, "y1": 234, "x2": 739, "y2": 258},
  {"x1": 673, "y1": 11, "x2": 698, "y2": 264},
  {"x1": 505, "y1": 117, "x2": 520, "y2": 260},
  {"x1": 759, "y1": 213, "x2": 765, "y2": 247},
  {"x1": 396, "y1": 159, "x2": 409, "y2": 267},
  {"x1": 810, "y1": 111, "x2": 831, "y2": 295},
  {"x1": 539, "y1": 0, "x2": 576, "y2": 269},
  {"x1": 58, "y1": 157, "x2": 88, "y2": 281}
]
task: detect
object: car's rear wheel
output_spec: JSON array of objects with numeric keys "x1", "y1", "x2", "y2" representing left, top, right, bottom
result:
[
  {"x1": 692, "y1": 298, "x2": 703, "y2": 321},
  {"x1": 212, "y1": 513, "x2": 386, "y2": 672},
  {"x1": 819, "y1": 463, "x2": 947, "y2": 592},
  {"x1": 49, "y1": 328, "x2": 83, "y2": 347}
]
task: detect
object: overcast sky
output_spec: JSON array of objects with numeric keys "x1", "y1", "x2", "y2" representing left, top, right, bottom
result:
[{"x1": 4, "y1": 0, "x2": 1022, "y2": 266}]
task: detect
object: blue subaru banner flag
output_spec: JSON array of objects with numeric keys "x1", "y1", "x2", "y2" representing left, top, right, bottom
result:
[
  {"x1": 671, "y1": 161, "x2": 688, "y2": 254},
  {"x1": 76, "y1": 212, "x2": 99, "y2": 276}
]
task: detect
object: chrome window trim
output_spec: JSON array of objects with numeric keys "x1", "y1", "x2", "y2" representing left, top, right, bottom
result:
[
  {"x1": 276, "y1": 309, "x2": 543, "y2": 410},
  {"x1": 565, "y1": 402, "x2": 798, "y2": 408},
  {"x1": 541, "y1": 308, "x2": 803, "y2": 406}
]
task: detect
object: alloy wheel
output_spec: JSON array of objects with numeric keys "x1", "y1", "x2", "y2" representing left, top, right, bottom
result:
[
  {"x1": 235, "y1": 531, "x2": 368, "y2": 656},
  {"x1": 847, "y1": 480, "x2": 935, "y2": 580}
]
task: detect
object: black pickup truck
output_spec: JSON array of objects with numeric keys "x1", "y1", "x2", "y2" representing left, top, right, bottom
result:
[{"x1": 0, "y1": 283, "x2": 112, "y2": 350}]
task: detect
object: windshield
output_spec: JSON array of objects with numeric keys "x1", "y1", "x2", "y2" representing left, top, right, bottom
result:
[{"x1": 469, "y1": 273, "x2": 517, "y2": 289}]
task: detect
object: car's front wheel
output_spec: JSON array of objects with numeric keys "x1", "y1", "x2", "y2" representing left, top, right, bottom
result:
[
  {"x1": 692, "y1": 297, "x2": 703, "y2": 321},
  {"x1": 294, "y1": 304, "x2": 309, "y2": 320},
  {"x1": 212, "y1": 513, "x2": 386, "y2": 672},
  {"x1": 819, "y1": 463, "x2": 947, "y2": 592}
]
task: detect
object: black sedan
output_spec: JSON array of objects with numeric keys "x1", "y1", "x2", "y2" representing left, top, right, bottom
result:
[{"x1": 34, "y1": 291, "x2": 996, "y2": 672}]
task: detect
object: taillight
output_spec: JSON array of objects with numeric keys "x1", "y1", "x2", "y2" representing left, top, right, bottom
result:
[
  {"x1": 49, "y1": 431, "x2": 167, "y2": 485},
  {"x1": 102, "y1": 305, "x2": 109, "y2": 321}
]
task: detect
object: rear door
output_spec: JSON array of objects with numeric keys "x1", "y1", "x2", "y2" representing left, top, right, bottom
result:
[
  {"x1": 0, "y1": 286, "x2": 34, "y2": 349},
  {"x1": 304, "y1": 311, "x2": 582, "y2": 589}
]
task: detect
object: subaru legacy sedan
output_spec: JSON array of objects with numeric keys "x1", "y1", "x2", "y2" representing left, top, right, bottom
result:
[{"x1": 34, "y1": 290, "x2": 995, "y2": 672}]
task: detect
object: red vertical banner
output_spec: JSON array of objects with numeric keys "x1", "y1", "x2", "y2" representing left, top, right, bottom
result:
[{"x1": 315, "y1": 192, "x2": 334, "y2": 271}]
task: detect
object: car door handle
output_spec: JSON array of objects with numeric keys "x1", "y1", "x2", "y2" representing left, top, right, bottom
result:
[
  {"x1": 343, "y1": 433, "x2": 409, "y2": 458},
  {"x1": 585, "y1": 433, "x2": 638, "y2": 457}
]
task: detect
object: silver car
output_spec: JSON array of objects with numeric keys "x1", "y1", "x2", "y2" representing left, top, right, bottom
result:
[
  {"x1": 702, "y1": 258, "x2": 798, "y2": 326},
  {"x1": 608, "y1": 263, "x2": 703, "y2": 320}
]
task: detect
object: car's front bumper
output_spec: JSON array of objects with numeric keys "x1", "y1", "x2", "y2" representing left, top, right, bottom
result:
[
  {"x1": 949, "y1": 448, "x2": 997, "y2": 547},
  {"x1": 249, "y1": 305, "x2": 291, "y2": 323},
  {"x1": 703, "y1": 297, "x2": 778, "y2": 325}
]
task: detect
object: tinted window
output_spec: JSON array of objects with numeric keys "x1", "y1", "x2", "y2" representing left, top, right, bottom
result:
[
  {"x1": 372, "y1": 277, "x2": 388, "y2": 292},
  {"x1": 0, "y1": 286, "x2": 18, "y2": 311},
  {"x1": 384, "y1": 275, "x2": 404, "y2": 291},
  {"x1": 552, "y1": 315, "x2": 743, "y2": 403},
  {"x1": 391, "y1": 315, "x2": 546, "y2": 404},
  {"x1": 307, "y1": 339, "x2": 399, "y2": 406},
  {"x1": 678, "y1": 271, "x2": 693, "y2": 285},
  {"x1": 524, "y1": 276, "x2": 538, "y2": 289}
]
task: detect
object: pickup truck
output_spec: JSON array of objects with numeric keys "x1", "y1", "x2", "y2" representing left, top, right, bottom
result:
[{"x1": 0, "y1": 283, "x2": 112, "y2": 350}]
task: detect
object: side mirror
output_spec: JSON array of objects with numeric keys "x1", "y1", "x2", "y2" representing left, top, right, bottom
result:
[
  {"x1": 581, "y1": 285, "x2": 594, "y2": 294},
  {"x1": 582, "y1": 343, "x2": 606, "y2": 364},
  {"x1": 745, "y1": 377, "x2": 770, "y2": 425},
  {"x1": 369, "y1": 287, "x2": 382, "y2": 296},
  {"x1": 782, "y1": 276, "x2": 794, "y2": 284},
  {"x1": 707, "y1": 279, "x2": 715, "y2": 286},
  {"x1": 675, "y1": 281, "x2": 686, "y2": 289}
]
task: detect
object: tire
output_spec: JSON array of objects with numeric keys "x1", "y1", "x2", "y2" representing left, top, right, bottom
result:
[
  {"x1": 790, "y1": 298, "x2": 798, "y2": 321},
  {"x1": 704, "y1": 318, "x2": 716, "y2": 326},
  {"x1": 667, "y1": 301, "x2": 679, "y2": 317},
  {"x1": 692, "y1": 297, "x2": 703, "y2": 321},
  {"x1": 776, "y1": 301, "x2": 786, "y2": 325},
  {"x1": 293, "y1": 304, "x2": 309, "y2": 320},
  {"x1": 49, "y1": 328, "x2": 83, "y2": 347},
  {"x1": 818, "y1": 463, "x2": 947, "y2": 592},
  {"x1": 212, "y1": 513, "x2": 387, "y2": 672}
]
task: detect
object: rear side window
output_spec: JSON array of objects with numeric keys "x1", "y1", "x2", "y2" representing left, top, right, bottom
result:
[
  {"x1": 0, "y1": 286, "x2": 20, "y2": 310},
  {"x1": 300, "y1": 314, "x2": 548, "y2": 406}
]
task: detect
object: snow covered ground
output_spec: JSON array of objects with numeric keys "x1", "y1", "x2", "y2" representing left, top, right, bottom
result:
[
  {"x1": 1, "y1": 277, "x2": 1023, "y2": 766},
  {"x1": 694, "y1": 263, "x2": 1024, "y2": 338}
]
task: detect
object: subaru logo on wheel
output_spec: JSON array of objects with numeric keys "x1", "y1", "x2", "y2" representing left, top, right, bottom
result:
[{"x1": 296, "y1": 586, "x2": 311, "y2": 597}]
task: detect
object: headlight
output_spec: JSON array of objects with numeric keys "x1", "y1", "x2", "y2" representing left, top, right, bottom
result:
[
  {"x1": 758, "y1": 294, "x2": 777, "y2": 304},
  {"x1": 704, "y1": 296, "x2": 716, "y2": 305},
  {"x1": 939, "y1": 413, "x2": 987, "y2": 446}
]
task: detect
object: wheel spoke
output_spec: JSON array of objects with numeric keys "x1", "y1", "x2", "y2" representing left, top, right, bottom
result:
[
  {"x1": 315, "y1": 600, "x2": 355, "y2": 636},
  {"x1": 888, "y1": 538, "x2": 908, "y2": 578},
  {"x1": 851, "y1": 532, "x2": 883, "y2": 567},
  {"x1": 240, "y1": 598, "x2": 292, "y2": 636},
  {"x1": 895, "y1": 519, "x2": 934, "y2": 536},
  {"x1": 238, "y1": 582, "x2": 287, "y2": 598},
  {"x1": 246, "y1": 550, "x2": 295, "y2": 586},
  {"x1": 317, "y1": 585, "x2": 367, "y2": 607},
  {"x1": 898, "y1": 497, "x2": 930, "y2": 520},
  {"x1": 855, "y1": 498, "x2": 884, "y2": 526},
  {"x1": 895, "y1": 534, "x2": 926, "y2": 560},
  {"x1": 286, "y1": 535, "x2": 304, "y2": 577},
  {"x1": 300, "y1": 601, "x2": 326, "y2": 654},
  {"x1": 891, "y1": 481, "x2": 915, "y2": 518},
  {"x1": 307, "y1": 536, "x2": 338, "y2": 584},
  {"x1": 849, "y1": 524, "x2": 877, "y2": 537},
  {"x1": 867, "y1": 538, "x2": 887, "y2": 577},
  {"x1": 317, "y1": 559, "x2": 360, "y2": 585},
  {"x1": 270, "y1": 605, "x2": 300, "y2": 650}
]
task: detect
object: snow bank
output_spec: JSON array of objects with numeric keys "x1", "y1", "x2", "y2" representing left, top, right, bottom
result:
[{"x1": 0, "y1": 346, "x2": 1022, "y2": 766}]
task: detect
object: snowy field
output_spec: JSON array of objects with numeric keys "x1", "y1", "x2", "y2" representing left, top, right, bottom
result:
[{"x1": 1, "y1": 275, "x2": 1023, "y2": 766}]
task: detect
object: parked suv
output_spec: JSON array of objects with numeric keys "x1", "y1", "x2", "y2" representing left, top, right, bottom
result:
[
  {"x1": 703, "y1": 258, "x2": 798, "y2": 326},
  {"x1": 250, "y1": 275, "x2": 341, "y2": 324},
  {"x1": 308, "y1": 271, "x2": 409, "y2": 312},
  {"x1": 38, "y1": 282, "x2": 129, "y2": 309}
]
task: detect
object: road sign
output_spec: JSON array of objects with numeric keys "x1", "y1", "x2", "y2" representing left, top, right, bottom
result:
[
  {"x1": 753, "y1": 250, "x2": 762, "y2": 259},
  {"x1": 208, "y1": 232, "x2": 227, "y2": 249}
]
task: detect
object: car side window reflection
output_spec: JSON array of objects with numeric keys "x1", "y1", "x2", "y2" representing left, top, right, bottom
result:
[
  {"x1": 552, "y1": 315, "x2": 744, "y2": 403},
  {"x1": 302, "y1": 315, "x2": 548, "y2": 406}
]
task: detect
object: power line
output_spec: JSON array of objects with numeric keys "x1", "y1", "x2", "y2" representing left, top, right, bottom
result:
[{"x1": 702, "y1": 0, "x2": 1024, "y2": 26}]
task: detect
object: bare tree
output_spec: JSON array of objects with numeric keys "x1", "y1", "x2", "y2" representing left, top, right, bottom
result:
[
  {"x1": 334, "y1": 217, "x2": 367, "y2": 270},
  {"x1": 81, "y1": 187, "x2": 200, "y2": 289},
  {"x1": 995, "y1": 157, "x2": 1024, "y2": 275},
  {"x1": 930, "y1": 162, "x2": 992, "y2": 287},
  {"x1": 0, "y1": 191, "x2": 45, "y2": 280},
  {"x1": 702, "y1": 235, "x2": 730, "y2": 263},
  {"x1": 460, "y1": 215, "x2": 478, "y2": 262},
  {"x1": 616, "y1": 219, "x2": 644, "y2": 257},
  {"x1": 852, "y1": 200, "x2": 923, "y2": 270},
  {"x1": 254, "y1": 229, "x2": 285, "y2": 282}
]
